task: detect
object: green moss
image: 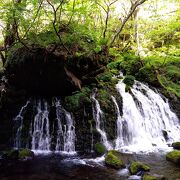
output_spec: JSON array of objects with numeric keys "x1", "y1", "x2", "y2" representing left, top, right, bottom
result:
[
  {"x1": 94, "y1": 142, "x2": 106, "y2": 155},
  {"x1": 110, "y1": 69, "x2": 119, "y2": 75},
  {"x1": 159, "y1": 76, "x2": 180, "y2": 98},
  {"x1": 65, "y1": 87, "x2": 91, "y2": 111},
  {"x1": 130, "y1": 161, "x2": 150, "y2": 175},
  {"x1": 19, "y1": 149, "x2": 34, "y2": 159},
  {"x1": 105, "y1": 150, "x2": 125, "y2": 169},
  {"x1": 107, "y1": 60, "x2": 122, "y2": 70},
  {"x1": 172, "y1": 142, "x2": 180, "y2": 150},
  {"x1": 143, "y1": 175, "x2": 157, "y2": 180},
  {"x1": 97, "y1": 72, "x2": 112, "y2": 82},
  {"x1": 123, "y1": 75, "x2": 135, "y2": 87},
  {"x1": 136, "y1": 66, "x2": 158, "y2": 86},
  {"x1": 166, "y1": 150, "x2": 180, "y2": 164}
]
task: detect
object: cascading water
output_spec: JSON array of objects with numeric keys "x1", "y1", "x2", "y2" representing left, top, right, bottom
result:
[
  {"x1": 14, "y1": 98, "x2": 76, "y2": 154},
  {"x1": 13, "y1": 80, "x2": 179, "y2": 154},
  {"x1": 111, "y1": 96, "x2": 124, "y2": 149},
  {"x1": 53, "y1": 98, "x2": 76, "y2": 153},
  {"x1": 14, "y1": 100, "x2": 30, "y2": 149},
  {"x1": 54, "y1": 98, "x2": 64, "y2": 151},
  {"x1": 31, "y1": 100, "x2": 51, "y2": 151},
  {"x1": 63, "y1": 111, "x2": 76, "y2": 153},
  {"x1": 115, "y1": 78, "x2": 180, "y2": 152},
  {"x1": 91, "y1": 91, "x2": 113, "y2": 150}
]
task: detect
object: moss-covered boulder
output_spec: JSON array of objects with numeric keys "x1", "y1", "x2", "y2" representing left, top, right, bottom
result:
[
  {"x1": 166, "y1": 150, "x2": 180, "y2": 165},
  {"x1": 19, "y1": 149, "x2": 34, "y2": 159},
  {"x1": 105, "y1": 150, "x2": 125, "y2": 169},
  {"x1": 143, "y1": 175, "x2": 157, "y2": 180},
  {"x1": 143, "y1": 174, "x2": 166, "y2": 180},
  {"x1": 123, "y1": 75, "x2": 135, "y2": 87},
  {"x1": 94, "y1": 143, "x2": 106, "y2": 155},
  {"x1": 2, "y1": 149, "x2": 19, "y2": 160},
  {"x1": 129, "y1": 161, "x2": 150, "y2": 175},
  {"x1": 172, "y1": 142, "x2": 180, "y2": 150}
]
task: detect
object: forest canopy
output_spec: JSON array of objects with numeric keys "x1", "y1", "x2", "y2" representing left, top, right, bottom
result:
[{"x1": 0, "y1": 0, "x2": 179, "y2": 96}]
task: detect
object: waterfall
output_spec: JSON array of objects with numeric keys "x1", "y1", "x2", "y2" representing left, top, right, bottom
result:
[
  {"x1": 13, "y1": 81, "x2": 180, "y2": 153},
  {"x1": 115, "y1": 79, "x2": 180, "y2": 152},
  {"x1": 31, "y1": 100, "x2": 51, "y2": 151},
  {"x1": 14, "y1": 100, "x2": 30, "y2": 148},
  {"x1": 91, "y1": 91, "x2": 113, "y2": 150},
  {"x1": 14, "y1": 98, "x2": 76, "y2": 154}
]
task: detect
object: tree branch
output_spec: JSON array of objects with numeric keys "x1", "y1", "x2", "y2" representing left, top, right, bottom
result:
[
  {"x1": 22, "y1": 0, "x2": 44, "y2": 39},
  {"x1": 46, "y1": 0, "x2": 71, "y2": 54},
  {"x1": 109, "y1": 0, "x2": 147, "y2": 47}
]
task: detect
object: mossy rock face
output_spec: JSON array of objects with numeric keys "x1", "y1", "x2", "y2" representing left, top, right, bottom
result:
[
  {"x1": 172, "y1": 142, "x2": 180, "y2": 150},
  {"x1": 123, "y1": 75, "x2": 135, "y2": 87},
  {"x1": 64, "y1": 87, "x2": 91, "y2": 112},
  {"x1": 130, "y1": 161, "x2": 150, "y2": 175},
  {"x1": 19, "y1": 149, "x2": 34, "y2": 159},
  {"x1": 94, "y1": 143, "x2": 106, "y2": 155},
  {"x1": 97, "y1": 72, "x2": 112, "y2": 82},
  {"x1": 166, "y1": 150, "x2": 180, "y2": 165},
  {"x1": 105, "y1": 150, "x2": 125, "y2": 169}
]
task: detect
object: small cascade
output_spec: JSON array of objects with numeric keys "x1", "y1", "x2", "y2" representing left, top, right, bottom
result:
[
  {"x1": 31, "y1": 100, "x2": 51, "y2": 151},
  {"x1": 91, "y1": 91, "x2": 113, "y2": 150},
  {"x1": 111, "y1": 96, "x2": 124, "y2": 149},
  {"x1": 54, "y1": 98, "x2": 76, "y2": 153},
  {"x1": 115, "y1": 78, "x2": 180, "y2": 152},
  {"x1": 54, "y1": 98, "x2": 64, "y2": 151},
  {"x1": 14, "y1": 100, "x2": 30, "y2": 148},
  {"x1": 63, "y1": 111, "x2": 76, "y2": 153}
]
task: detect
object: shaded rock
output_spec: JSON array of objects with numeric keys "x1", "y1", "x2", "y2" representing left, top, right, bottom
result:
[
  {"x1": 172, "y1": 142, "x2": 180, "y2": 150},
  {"x1": 2, "y1": 150, "x2": 19, "y2": 160},
  {"x1": 105, "y1": 150, "x2": 125, "y2": 169},
  {"x1": 166, "y1": 150, "x2": 180, "y2": 165},
  {"x1": 5, "y1": 47, "x2": 80, "y2": 96},
  {"x1": 129, "y1": 161, "x2": 150, "y2": 175}
]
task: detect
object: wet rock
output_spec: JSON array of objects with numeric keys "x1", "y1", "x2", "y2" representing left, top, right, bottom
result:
[
  {"x1": 105, "y1": 150, "x2": 125, "y2": 169},
  {"x1": 166, "y1": 150, "x2": 180, "y2": 165},
  {"x1": 129, "y1": 161, "x2": 150, "y2": 175},
  {"x1": 172, "y1": 142, "x2": 180, "y2": 150}
]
